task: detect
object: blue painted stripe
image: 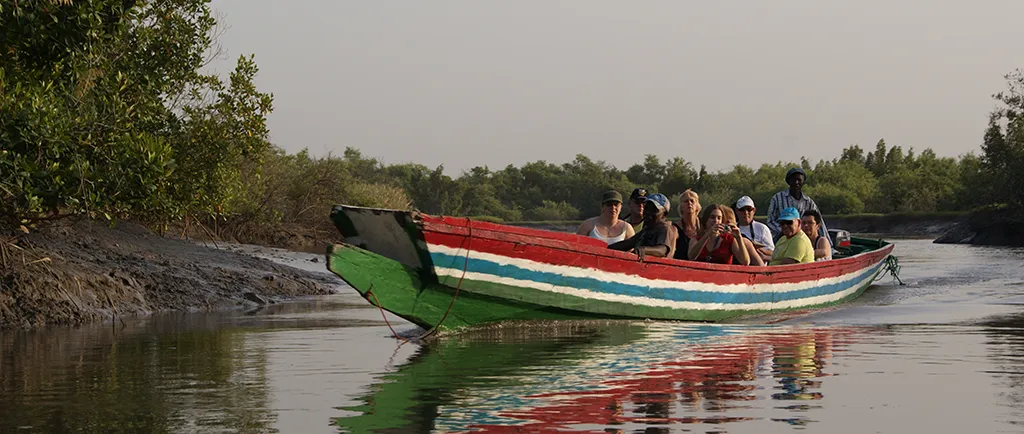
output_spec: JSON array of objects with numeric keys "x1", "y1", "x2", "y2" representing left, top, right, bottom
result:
[{"x1": 430, "y1": 251, "x2": 882, "y2": 305}]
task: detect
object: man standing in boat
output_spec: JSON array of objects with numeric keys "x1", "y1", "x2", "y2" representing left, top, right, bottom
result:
[
  {"x1": 608, "y1": 193, "x2": 678, "y2": 261},
  {"x1": 766, "y1": 168, "x2": 830, "y2": 247},
  {"x1": 619, "y1": 188, "x2": 647, "y2": 233}
]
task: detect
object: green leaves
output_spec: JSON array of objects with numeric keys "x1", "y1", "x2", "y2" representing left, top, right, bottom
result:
[{"x1": 0, "y1": 0, "x2": 274, "y2": 227}]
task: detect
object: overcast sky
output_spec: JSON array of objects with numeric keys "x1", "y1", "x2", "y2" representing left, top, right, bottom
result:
[{"x1": 207, "y1": 1, "x2": 1023, "y2": 174}]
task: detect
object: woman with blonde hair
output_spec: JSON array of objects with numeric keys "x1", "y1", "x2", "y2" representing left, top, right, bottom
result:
[
  {"x1": 672, "y1": 189, "x2": 702, "y2": 260},
  {"x1": 687, "y1": 204, "x2": 750, "y2": 265}
]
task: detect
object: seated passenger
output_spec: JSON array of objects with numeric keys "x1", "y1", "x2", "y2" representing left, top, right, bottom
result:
[
  {"x1": 576, "y1": 190, "x2": 635, "y2": 245},
  {"x1": 723, "y1": 207, "x2": 764, "y2": 266},
  {"x1": 801, "y1": 209, "x2": 832, "y2": 261},
  {"x1": 609, "y1": 193, "x2": 678, "y2": 261},
  {"x1": 769, "y1": 207, "x2": 815, "y2": 265},
  {"x1": 619, "y1": 188, "x2": 648, "y2": 233},
  {"x1": 672, "y1": 189, "x2": 702, "y2": 260},
  {"x1": 687, "y1": 204, "x2": 750, "y2": 265},
  {"x1": 734, "y1": 195, "x2": 775, "y2": 263}
]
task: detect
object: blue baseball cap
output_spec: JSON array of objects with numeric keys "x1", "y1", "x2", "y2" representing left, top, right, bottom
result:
[
  {"x1": 777, "y1": 207, "x2": 801, "y2": 222},
  {"x1": 644, "y1": 193, "x2": 670, "y2": 214}
]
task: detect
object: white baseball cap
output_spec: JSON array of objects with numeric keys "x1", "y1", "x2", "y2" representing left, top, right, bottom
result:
[{"x1": 735, "y1": 196, "x2": 755, "y2": 209}]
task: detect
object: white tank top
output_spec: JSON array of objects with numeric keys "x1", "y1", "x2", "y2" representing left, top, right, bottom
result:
[{"x1": 589, "y1": 222, "x2": 628, "y2": 245}]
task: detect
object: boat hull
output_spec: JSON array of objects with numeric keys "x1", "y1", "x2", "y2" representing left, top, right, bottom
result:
[
  {"x1": 327, "y1": 206, "x2": 895, "y2": 331},
  {"x1": 328, "y1": 244, "x2": 629, "y2": 330}
]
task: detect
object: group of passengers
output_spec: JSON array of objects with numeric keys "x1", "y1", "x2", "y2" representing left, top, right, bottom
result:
[{"x1": 576, "y1": 167, "x2": 833, "y2": 266}]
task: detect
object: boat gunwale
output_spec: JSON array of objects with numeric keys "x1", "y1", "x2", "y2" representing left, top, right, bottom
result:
[{"x1": 419, "y1": 214, "x2": 894, "y2": 277}]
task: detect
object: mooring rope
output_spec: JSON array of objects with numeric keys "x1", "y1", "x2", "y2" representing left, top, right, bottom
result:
[
  {"x1": 366, "y1": 219, "x2": 472, "y2": 341},
  {"x1": 875, "y1": 254, "x2": 905, "y2": 285},
  {"x1": 366, "y1": 284, "x2": 410, "y2": 342},
  {"x1": 417, "y1": 219, "x2": 471, "y2": 339}
]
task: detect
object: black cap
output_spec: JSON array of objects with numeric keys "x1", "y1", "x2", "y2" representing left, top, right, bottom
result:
[
  {"x1": 629, "y1": 188, "x2": 647, "y2": 202},
  {"x1": 601, "y1": 190, "x2": 623, "y2": 204}
]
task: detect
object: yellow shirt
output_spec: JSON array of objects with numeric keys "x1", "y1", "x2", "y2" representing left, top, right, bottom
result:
[{"x1": 770, "y1": 231, "x2": 815, "y2": 265}]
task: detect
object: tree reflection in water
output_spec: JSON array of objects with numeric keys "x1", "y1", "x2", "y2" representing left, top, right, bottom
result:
[
  {"x1": 982, "y1": 312, "x2": 1024, "y2": 425},
  {"x1": 0, "y1": 317, "x2": 276, "y2": 433},
  {"x1": 333, "y1": 322, "x2": 859, "y2": 433}
]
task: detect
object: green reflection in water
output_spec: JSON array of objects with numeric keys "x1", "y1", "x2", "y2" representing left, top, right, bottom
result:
[
  {"x1": 0, "y1": 323, "x2": 275, "y2": 434},
  {"x1": 333, "y1": 322, "x2": 850, "y2": 433}
]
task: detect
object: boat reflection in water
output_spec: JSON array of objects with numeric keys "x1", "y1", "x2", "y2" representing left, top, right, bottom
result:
[{"x1": 333, "y1": 320, "x2": 858, "y2": 433}]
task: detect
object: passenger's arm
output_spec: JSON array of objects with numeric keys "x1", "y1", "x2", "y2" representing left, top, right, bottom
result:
[
  {"x1": 634, "y1": 245, "x2": 670, "y2": 260},
  {"x1": 758, "y1": 224, "x2": 776, "y2": 250},
  {"x1": 623, "y1": 222, "x2": 636, "y2": 239},
  {"x1": 814, "y1": 237, "x2": 831, "y2": 260},
  {"x1": 688, "y1": 228, "x2": 717, "y2": 260},
  {"x1": 728, "y1": 229, "x2": 750, "y2": 266},
  {"x1": 635, "y1": 223, "x2": 677, "y2": 261},
  {"x1": 775, "y1": 257, "x2": 799, "y2": 265},
  {"x1": 576, "y1": 219, "x2": 593, "y2": 236},
  {"x1": 742, "y1": 238, "x2": 764, "y2": 266},
  {"x1": 608, "y1": 234, "x2": 638, "y2": 251}
]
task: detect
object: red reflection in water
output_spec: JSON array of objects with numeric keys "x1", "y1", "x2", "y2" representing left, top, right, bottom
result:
[{"x1": 467, "y1": 327, "x2": 855, "y2": 433}]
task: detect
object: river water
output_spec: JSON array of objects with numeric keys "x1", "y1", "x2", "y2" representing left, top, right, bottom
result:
[{"x1": 2, "y1": 239, "x2": 1024, "y2": 433}]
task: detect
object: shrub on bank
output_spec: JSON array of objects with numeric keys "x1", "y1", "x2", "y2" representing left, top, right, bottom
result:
[
  {"x1": 219, "y1": 148, "x2": 411, "y2": 243},
  {"x1": 524, "y1": 201, "x2": 580, "y2": 221}
]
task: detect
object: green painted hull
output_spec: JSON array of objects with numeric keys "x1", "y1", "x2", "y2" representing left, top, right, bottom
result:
[
  {"x1": 327, "y1": 243, "x2": 883, "y2": 332},
  {"x1": 331, "y1": 323, "x2": 651, "y2": 433},
  {"x1": 327, "y1": 244, "x2": 628, "y2": 331}
]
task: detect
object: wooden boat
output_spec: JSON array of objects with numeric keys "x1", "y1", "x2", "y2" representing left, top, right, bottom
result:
[{"x1": 326, "y1": 205, "x2": 897, "y2": 332}]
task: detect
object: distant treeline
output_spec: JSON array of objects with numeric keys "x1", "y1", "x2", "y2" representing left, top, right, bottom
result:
[
  {"x1": 2, "y1": 1, "x2": 1022, "y2": 240},
  {"x1": 324, "y1": 140, "x2": 978, "y2": 222},
  {"x1": 299, "y1": 70, "x2": 1024, "y2": 223}
]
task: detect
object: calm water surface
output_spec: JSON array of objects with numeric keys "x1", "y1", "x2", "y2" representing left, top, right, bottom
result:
[{"x1": 3, "y1": 239, "x2": 1024, "y2": 433}]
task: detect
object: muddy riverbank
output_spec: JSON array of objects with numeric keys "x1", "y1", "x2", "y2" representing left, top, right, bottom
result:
[
  {"x1": 933, "y1": 206, "x2": 1024, "y2": 247},
  {"x1": 0, "y1": 219, "x2": 340, "y2": 329}
]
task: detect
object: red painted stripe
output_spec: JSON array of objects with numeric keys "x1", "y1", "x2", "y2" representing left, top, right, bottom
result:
[{"x1": 421, "y1": 215, "x2": 892, "y2": 286}]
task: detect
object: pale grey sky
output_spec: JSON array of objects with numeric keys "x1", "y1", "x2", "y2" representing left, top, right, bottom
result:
[{"x1": 208, "y1": 0, "x2": 1023, "y2": 174}]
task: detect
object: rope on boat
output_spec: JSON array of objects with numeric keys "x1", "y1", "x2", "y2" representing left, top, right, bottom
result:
[
  {"x1": 875, "y1": 254, "x2": 905, "y2": 286},
  {"x1": 366, "y1": 220, "x2": 472, "y2": 341},
  {"x1": 366, "y1": 284, "x2": 410, "y2": 342},
  {"x1": 417, "y1": 220, "x2": 471, "y2": 339}
]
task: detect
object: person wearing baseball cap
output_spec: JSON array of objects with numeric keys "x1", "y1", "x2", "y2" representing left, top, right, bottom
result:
[
  {"x1": 619, "y1": 188, "x2": 648, "y2": 233},
  {"x1": 575, "y1": 190, "x2": 636, "y2": 245},
  {"x1": 766, "y1": 167, "x2": 830, "y2": 247},
  {"x1": 769, "y1": 207, "x2": 815, "y2": 265},
  {"x1": 734, "y1": 195, "x2": 774, "y2": 262},
  {"x1": 609, "y1": 193, "x2": 678, "y2": 261}
]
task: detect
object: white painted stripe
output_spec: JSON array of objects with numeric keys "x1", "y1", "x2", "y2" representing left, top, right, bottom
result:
[
  {"x1": 429, "y1": 243, "x2": 875, "y2": 294},
  {"x1": 434, "y1": 266, "x2": 880, "y2": 311}
]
